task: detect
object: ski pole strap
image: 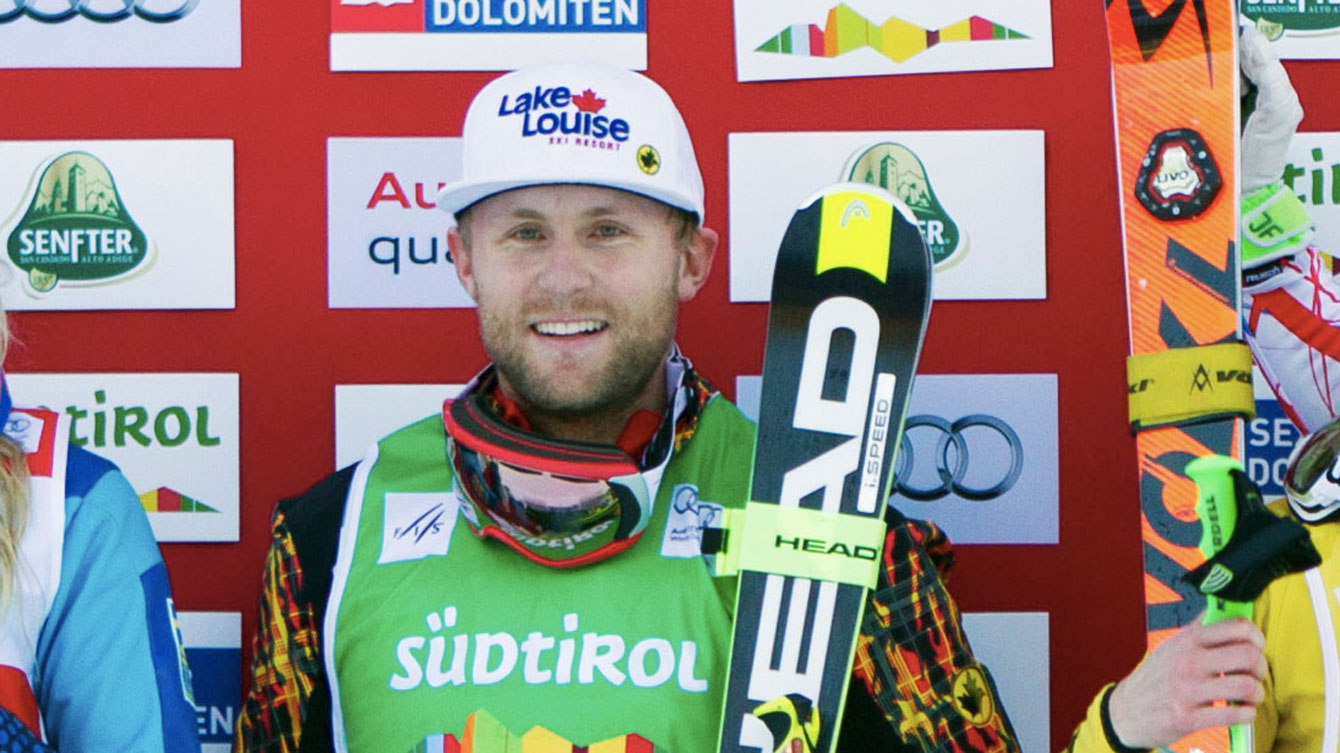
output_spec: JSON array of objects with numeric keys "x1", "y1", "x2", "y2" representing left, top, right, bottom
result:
[
  {"x1": 709, "y1": 503, "x2": 886, "y2": 588},
  {"x1": 1126, "y1": 342, "x2": 1255, "y2": 432},
  {"x1": 1241, "y1": 181, "x2": 1315, "y2": 269}
]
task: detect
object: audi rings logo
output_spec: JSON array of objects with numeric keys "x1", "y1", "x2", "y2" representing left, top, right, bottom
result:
[
  {"x1": 892, "y1": 414, "x2": 1024, "y2": 502},
  {"x1": 0, "y1": 0, "x2": 199, "y2": 23}
]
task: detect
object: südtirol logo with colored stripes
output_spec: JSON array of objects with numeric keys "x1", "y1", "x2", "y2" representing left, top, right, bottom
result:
[
  {"x1": 6, "y1": 373, "x2": 239, "y2": 543},
  {"x1": 756, "y1": 5, "x2": 1029, "y2": 64}
]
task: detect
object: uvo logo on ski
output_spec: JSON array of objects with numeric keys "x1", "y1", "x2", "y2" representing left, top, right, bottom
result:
[
  {"x1": 330, "y1": 0, "x2": 646, "y2": 71},
  {"x1": 1135, "y1": 128, "x2": 1222, "y2": 221}
]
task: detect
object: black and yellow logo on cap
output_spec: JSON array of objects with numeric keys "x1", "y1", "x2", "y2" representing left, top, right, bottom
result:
[{"x1": 636, "y1": 144, "x2": 660, "y2": 175}]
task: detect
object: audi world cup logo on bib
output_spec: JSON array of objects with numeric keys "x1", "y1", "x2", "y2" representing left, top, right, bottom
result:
[{"x1": 0, "y1": 0, "x2": 200, "y2": 23}]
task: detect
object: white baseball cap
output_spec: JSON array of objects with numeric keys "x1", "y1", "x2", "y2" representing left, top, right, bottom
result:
[{"x1": 435, "y1": 61, "x2": 705, "y2": 222}]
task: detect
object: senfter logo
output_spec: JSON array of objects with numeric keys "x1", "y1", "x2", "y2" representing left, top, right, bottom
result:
[
  {"x1": 5, "y1": 151, "x2": 151, "y2": 295},
  {"x1": 497, "y1": 84, "x2": 630, "y2": 148},
  {"x1": 844, "y1": 143, "x2": 965, "y2": 269},
  {"x1": 1242, "y1": 0, "x2": 1340, "y2": 39},
  {"x1": 389, "y1": 606, "x2": 709, "y2": 692}
]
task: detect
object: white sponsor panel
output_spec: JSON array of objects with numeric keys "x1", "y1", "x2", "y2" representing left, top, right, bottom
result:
[
  {"x1": 7, "y1": 373, "x2": 239, "y2": 542},
  {"x1": 1286, "y1": 133, "x2": 1340, "y2": 252},
  {"x1": 0, "y1": 0, "x2": 240, "y2": 69},
  {"x1": 734, "y1": 0, "x2": 1052, "y2": 82},
  {"x1": 331, "y1": 0, "x2": 646, "y2": 71},
  {"x1": 334, "y1": 383, "x2": 464, "y2": 467},
  {"x1": 729, "y1": 131, "x2": 1046, "y2": 302},
  {"x1": 332, "y1": 32, "x2": 647, "y2": 71},
  {"x1": 1246, "y1": 365, "x2": 1306, "y2": 497},
  {"x1": 736, "y1": 373, "x2": 1058, "y2": 544},
  {"x1": 1241, "y1": 4, "x2": 1340, "y2": 59},
  {"x1": 0, "y1": 140, "x2": 234, "y2": 310},
  {"x1": 180, "y1": 611, "x2": 241, "y2": 753},
  {"x1": 328, "y1": 138, "x2": 474, "y2": 309},
  {"x1": 963, "y1": 612, "x2": 1049, "y2": 753}
]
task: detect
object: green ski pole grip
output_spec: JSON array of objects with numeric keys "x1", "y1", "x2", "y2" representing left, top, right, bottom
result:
[
  {"x1": 1184, "y1": 455, "x2": 1252, "y2": 621},
  {"x1": 1183, "y1": 454, "x2": 1254, "y2": 753}
]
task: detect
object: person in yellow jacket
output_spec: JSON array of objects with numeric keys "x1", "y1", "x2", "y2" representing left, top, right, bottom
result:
[{"x1": 1066, "y1": 495, "x2": 1338, "y2": 753}]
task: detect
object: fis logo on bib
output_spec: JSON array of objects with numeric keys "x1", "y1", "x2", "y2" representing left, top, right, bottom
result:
[
  {"x1": 380, "y1": 493, "x2": 459, "y2": 564},
  {"x1": 497, "y1": 84, "x2": 630, "y2": 149},
  {"x1": 6, "y1": 152, "x2": 152, "y2": 295}
]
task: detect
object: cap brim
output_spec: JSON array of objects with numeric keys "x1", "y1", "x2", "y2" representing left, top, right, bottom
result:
[{"x1": 436, "y1": 176, "x2": 703, "y2": 223}]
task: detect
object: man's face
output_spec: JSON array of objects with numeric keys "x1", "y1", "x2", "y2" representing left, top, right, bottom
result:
[{"x1": 449, "y1": 184, "x2": 715, "y2": 419}]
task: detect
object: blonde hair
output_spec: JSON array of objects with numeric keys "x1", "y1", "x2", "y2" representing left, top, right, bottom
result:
[{"x1": 0, "y1": 309, "x2": 30, "y2": 614}]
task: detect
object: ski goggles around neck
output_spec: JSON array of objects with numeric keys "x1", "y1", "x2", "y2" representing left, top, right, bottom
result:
[{"x1": 442, "y1": 390, "x2": 654, "y2": 568}]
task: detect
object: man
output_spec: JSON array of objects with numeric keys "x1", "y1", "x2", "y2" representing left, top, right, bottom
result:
[
  {"x1": 1066, "y1": 26, "x2": 1339, "y2": 753},
  {"x1": 235, "y1": 61, "x2": 1017, "y2": 753}
]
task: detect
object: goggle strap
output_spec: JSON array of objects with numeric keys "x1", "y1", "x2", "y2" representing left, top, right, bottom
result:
[
  {"x1": 470, "y1": 519, "x2": 643, "y2": 569},
  {"x1": 445, "y1": 395, "x2": 638, "y2": 477}
]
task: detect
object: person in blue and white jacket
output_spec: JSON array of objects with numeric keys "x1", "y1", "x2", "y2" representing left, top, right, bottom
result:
[{"x1": 0, "y1": 310, "x2": 200, "y2": 752}]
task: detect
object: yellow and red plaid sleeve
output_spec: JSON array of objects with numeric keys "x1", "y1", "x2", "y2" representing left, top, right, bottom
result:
[
  {"x1": 234, "y1": 510, "x2": 323, "y2": 753},
  {"x1": 853, "y1": 515, "x2": 1021, "y2": 753}
]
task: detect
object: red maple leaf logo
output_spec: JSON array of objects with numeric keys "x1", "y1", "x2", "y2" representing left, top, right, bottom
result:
[{"x1": 572, "y1": 89, "x2": 606, "y2": 113}]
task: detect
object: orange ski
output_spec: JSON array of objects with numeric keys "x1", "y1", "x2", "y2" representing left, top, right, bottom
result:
[{"x1": 1104, "y1": 2, "x2": 1242, "y2": 753}]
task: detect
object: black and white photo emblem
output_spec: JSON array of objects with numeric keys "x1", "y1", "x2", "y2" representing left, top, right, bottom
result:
[{"x1": 1135, "y1": 128, "x2": 1222, "y2": 221}]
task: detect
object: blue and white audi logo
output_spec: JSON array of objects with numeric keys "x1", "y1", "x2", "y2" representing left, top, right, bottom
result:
[
  {"x1": 892, "y1": 414, "x2": 1025, "y2": 502},
  {"x1": 0, "y1": 0, "x2": 200, "y2": 23}
]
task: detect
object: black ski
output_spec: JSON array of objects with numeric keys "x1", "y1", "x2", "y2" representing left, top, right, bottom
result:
[{"x1": 716, "y1": 182, "x2": 932, "y2": 753}]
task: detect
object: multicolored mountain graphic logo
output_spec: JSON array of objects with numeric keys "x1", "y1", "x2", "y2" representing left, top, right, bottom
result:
[
  {"x1": 756, "y1": 4, "x2": 1029, "y2": 64},
  {"x1": 140, "y1": 486, "x2": 217, "y2": 513}
]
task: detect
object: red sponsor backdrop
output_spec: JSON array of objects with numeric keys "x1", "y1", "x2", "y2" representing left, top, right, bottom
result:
[{"x1": 0, "y1": 2, "x2": 1330, "y2": 748}]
